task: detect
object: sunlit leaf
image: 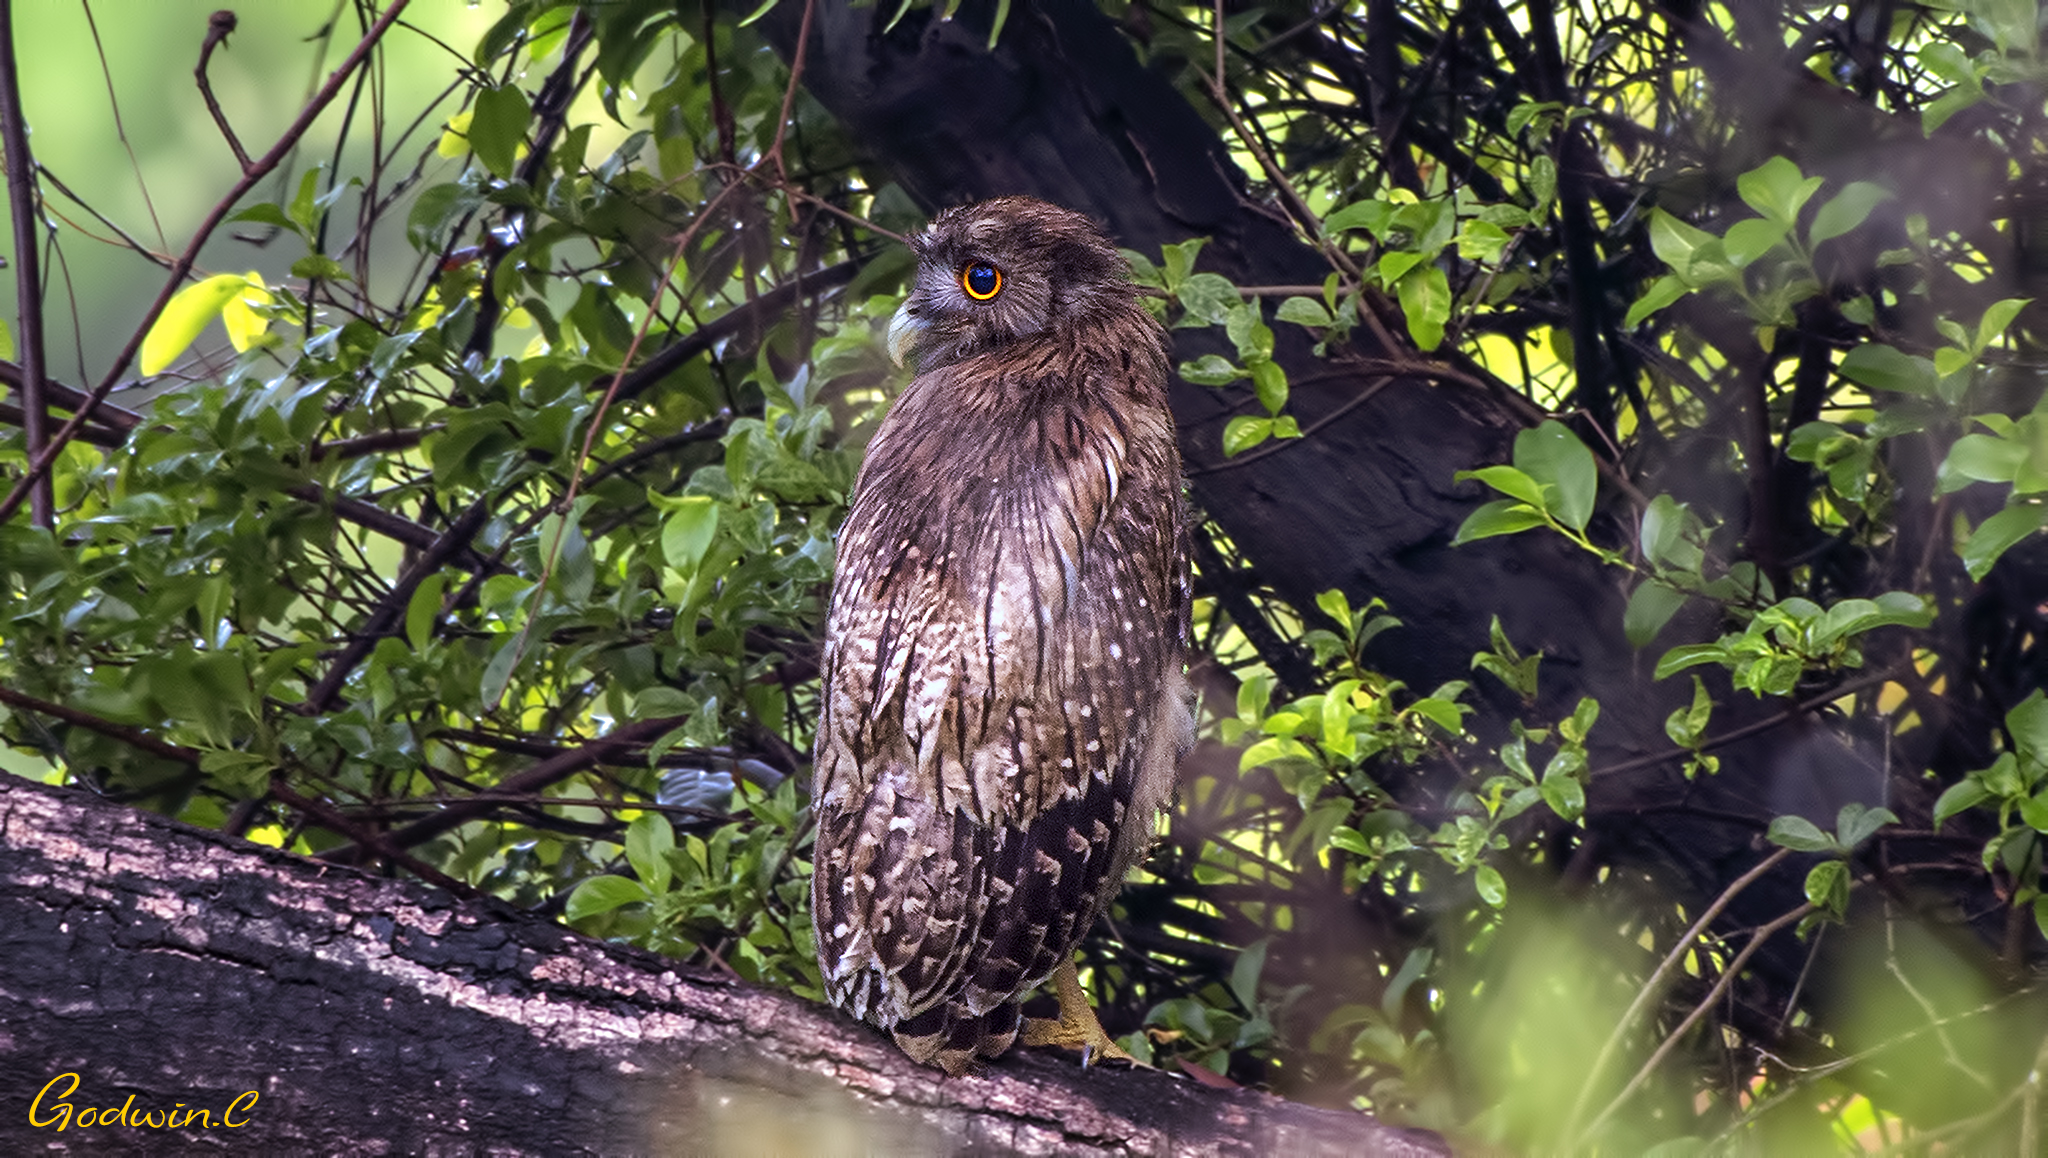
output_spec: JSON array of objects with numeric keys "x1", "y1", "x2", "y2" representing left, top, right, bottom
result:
[{"x1": 140, "y1": 274, "x2": 255, "y2": 376}]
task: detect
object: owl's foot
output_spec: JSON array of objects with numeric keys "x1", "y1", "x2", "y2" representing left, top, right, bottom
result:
[{"x1": 1020, "y1": 959, "x2": 1145, "y2": 1068}]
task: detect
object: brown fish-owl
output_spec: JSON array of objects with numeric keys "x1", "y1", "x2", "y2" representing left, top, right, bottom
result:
[{"x1": 811, "y1": 197, "x2": 1191, "y2": 1074}]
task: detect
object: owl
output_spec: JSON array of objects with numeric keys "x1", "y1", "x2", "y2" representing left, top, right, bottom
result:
[{"x1": 811, "y1": 197, "x2": 1191, "y2": 1075}]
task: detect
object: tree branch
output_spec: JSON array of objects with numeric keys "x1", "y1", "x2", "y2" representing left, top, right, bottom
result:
[
  {"x1": 300, "y1": 496, "x2": 491, "y2": 713},
  {"x1": 0, "y1": 776, "x2": 1445, "y2": 1155},
  {"x1": 194, "y1": 10, "x2": 251, "y2": 172},
  {"x1": 320, "y1": 714, "x2": 686, "y2": 865},
  {"x1": 0, "y1": 0, "x2": 51, "y2": 525}
]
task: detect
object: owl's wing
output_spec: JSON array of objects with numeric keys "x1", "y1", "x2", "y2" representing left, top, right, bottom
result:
[{"x1": 812, "y1": 345, "x2": 1188, "y2": 1026}]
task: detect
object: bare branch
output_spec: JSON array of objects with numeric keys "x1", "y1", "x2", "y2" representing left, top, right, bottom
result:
[
  {"x1": 0, "y1": 0, "x2": 51, "y2": 525},
  {"x1": 195, "y1": 10, "x2": 252, "y2": 172}
]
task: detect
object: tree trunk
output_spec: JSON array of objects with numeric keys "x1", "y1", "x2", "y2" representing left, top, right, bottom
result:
[{"x1": 0, "y1": 777, "x2": 1446, "y2": 1156}]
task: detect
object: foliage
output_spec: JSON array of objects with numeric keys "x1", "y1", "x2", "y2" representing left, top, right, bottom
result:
[{"x1": 4, "y1": 1, "x2": 2048, "y2": 1154}]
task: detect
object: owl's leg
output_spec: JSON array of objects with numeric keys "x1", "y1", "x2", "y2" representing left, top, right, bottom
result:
[{"x1": 1019, "y1": 958, "x2": 1144, "y2": 1067}]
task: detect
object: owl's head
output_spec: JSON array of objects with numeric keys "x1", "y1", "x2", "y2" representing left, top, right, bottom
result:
[{"x1": 887, "y1": 197, "x2": 1134, "y2": 370}]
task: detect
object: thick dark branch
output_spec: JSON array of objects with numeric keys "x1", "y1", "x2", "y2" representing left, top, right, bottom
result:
[
  {"x1": 0, "y1": 777, "x2": 1445, "y2": 1155},
  {"x1": 0, "y1": 0, "x2": 50, "y2": 525},
  {"x1": 0, "y1": 401, "x2": 120, "y2": 447},
  {"x1": 0, "y1": 684, "x2": 195, "y2": 765},
  {"x1": 0, "y1": 359, "x2": 143, "y2": 429}
]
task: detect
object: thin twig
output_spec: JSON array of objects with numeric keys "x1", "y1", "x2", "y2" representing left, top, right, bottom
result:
[
  {"x1": 0, "y1": 0, "x2": 51, "y2": 525},
  {"x1": 320, "y1": 715, "x2": 684, "y2": 864},
  {"x1": 82, "y1": 0, "x2": 167, "y2": 251},
  {"x1": 195, "y1": 10, "x2": 252, "y2": 172},
  {"x1": 301, "y1": 498, "x2": 490, "y2": 713},
  {"x1": 1588, "y1": 666, "x2": 1901, "y2": 782},
  {"x1": 1577, "y1": 897, "x2": 1818, "y2": 1143},
  {"x1": 266, "y1": 779, "x2": 478, "y2": 897},
  {"x1": 0, "y1": 0, "x2": 414, "y2": 525},
  {"x1": 1563, "y1": 845, "x2": 1794, "y2": 1140}
]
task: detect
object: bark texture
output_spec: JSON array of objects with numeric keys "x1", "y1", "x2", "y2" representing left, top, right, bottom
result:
[{"x1": 0, "y1": 777, "x2": 1446, "y2": 1156}]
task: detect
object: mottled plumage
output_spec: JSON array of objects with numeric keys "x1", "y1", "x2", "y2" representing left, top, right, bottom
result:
[{"x1": 812, "y1": 197, "x2": 1191, "y2": 1074}]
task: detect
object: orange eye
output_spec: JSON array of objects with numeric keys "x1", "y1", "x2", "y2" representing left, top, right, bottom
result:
[{"x1": 961, "y1": 261, "x2": 1003, "y2": 300}]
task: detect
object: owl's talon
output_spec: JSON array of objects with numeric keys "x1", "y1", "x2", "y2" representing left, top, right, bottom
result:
[{"x1": 1020, "y1": 959, "x2": 1148, "y2": 1069}]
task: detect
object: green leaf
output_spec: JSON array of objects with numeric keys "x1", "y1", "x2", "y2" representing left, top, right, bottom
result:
[
  {"x1": 1315, "y1": 588, "x2": 1352, "y2": 631},
  {"x1": 1976, "y1": 298, "x2": 2030, "y2": 351},
  {"x1": 625, "y1": 811, "x2": 675, "y2": 894},
  {"x1": 1375, "y1": 250, "x2": 1425, "y2": 288},
  {"x1": 1808, "y1": 182, "x2": 1891, "y2": 248},
  {"x1": 140, "y1": 274, "x2": 254, "y2": 376},
  {"x1": 1159, "y1": 237, "x2": 1207, "y2": 290},
  {"x1": 1922, "y1": 83, "x2": 1985, "y2": 134},
  {"x1": 1735, "y1": 157, "x2": 1822, "y2": 225},
  {"x1": 230, "y1": 202, "x2": 302, "y2": 236},
  {"x1": 1624, "y1": 274, "x2": 1691, "y2": 328},
  {"x1": 2009, "y1": 690, "x2": 2048, "y2": 764},
  {"x1": 1175, "y1": 272, "x2": 1240, "y2": 327},
  {"x1": 405, "y1": 573, "x2": 448, "y2": 652},
  {"x1": 288, "y1": 167, "x2": 324, "y2": 235},
  {"x1": 1939, "y1": 433, "x2": 2028, "y2": 493},
  {"x1": 1250, "y1": 360, "x2": 1288, "y2": 414},
  {"x1": 407, "y1": 182, "x2": 485, "y2": 253},
  {"x1": 1961, "y1": 503, "x2": 2047, "y2": 580},
  {"x1": 1323, "y1": 199, "x2": 1394, "y2": 237},
  {"x1": 1528, "y1": 155, "x2": 1556, "y2": 212},
  {"x1": 291, "y1": 255, "x2": 349, "y2": 283},
  {"x1": 1767, "y1": 815, "x2": 1837, "y2": 853},
  {"x1": 1539, "y1": 775, "x2": 1585, "y2": 824},
  {"x1": 1723, "y1": 217, "x2": 1792, "y2": 266},
  {"x1": 1639, "y1": 494, "x2": 1693, "y2": 569},
  {"x1": 1456, "y1": 220, "x2": 1513, "y2": 264},
  {"x1": 1932, "y1": 778, "x2": 1990, "y2": 829},
  {"x1": 480, "y1": 634, "x2": 523, "y2": 709},
  {"x1": 1647, "y1": 208, "x2": 1718, "y2": 272},
  {"x1": 1803, "y1": 859, "x2": 1848, "y2": 915},
  {"x1": 1655, "y1": 643, "x2": 1728, "y2": 680},
  {"x1": 1514, "y1": 420, "x2": 1597, "y2": 531},
  {"x1": 1396, "y1": 264, "x2": 1450, "y2": 350},
  {"x1": 1474, "y1": 864, "x2": 1507, "y2": 907},
  {"x1": 1229, "y1": 939, "x2": 1269, "y2": 1011},
  {"x1": 564, "y1": 875, "x2": 649, "y2": 921},
  {"x1": 1455, "y1": 464, "x2": 1548, "y2": 509},
  {"x1": 1839, "y1": 343, "x2": 1938, "y2": 395},
  {"x1": 661, "y1": 495, "x2": 720, "y2": 573},
  {"x1": 470, "y1": 84, "x2": 532, "y2": 179},
  {"x1": 1276, "y1": 296, "x2": 1334, "y2": 327},
  {"x1": 1222, "y1": 415, "x2": 1273, "y2": 457},
  {"x1": 1452, "y1": 499, "x2": 1547, "y2": 544},
  {"x1": 1329, "y1": 825, "x2": 1371, "y2": 856},
  {"x1": 1836, "y1": 803, "x2": 1897, "y2": 850},
  {"x1": 1665, "y1": 676, "x2": 1714, "y2": 747},
  {"x1": 1624, "y1": 581, "x2": 1688, "y2": 648},
  {"x1": 1179, "y1": 354, "x2": 1245, "y2": 386}
]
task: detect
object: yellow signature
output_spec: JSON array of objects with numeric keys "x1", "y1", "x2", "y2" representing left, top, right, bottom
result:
[{"x1": 29, "y1": 1073, "x2": 257, "y2": 1132}]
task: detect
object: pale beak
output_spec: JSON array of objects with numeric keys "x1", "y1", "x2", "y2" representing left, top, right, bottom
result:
[{"x1": 887, "y1": 299, "x2": 925, "y2": 368}]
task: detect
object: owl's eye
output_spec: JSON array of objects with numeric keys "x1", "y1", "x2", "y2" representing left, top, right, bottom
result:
[{"x1": 960, "y1": 261, "x2": 1003, "y2": 301}]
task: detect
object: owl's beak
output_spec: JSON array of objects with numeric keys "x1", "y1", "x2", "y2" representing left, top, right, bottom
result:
[{"x1": 886, "y1": 300, "x2": 925, "y2": 368}]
